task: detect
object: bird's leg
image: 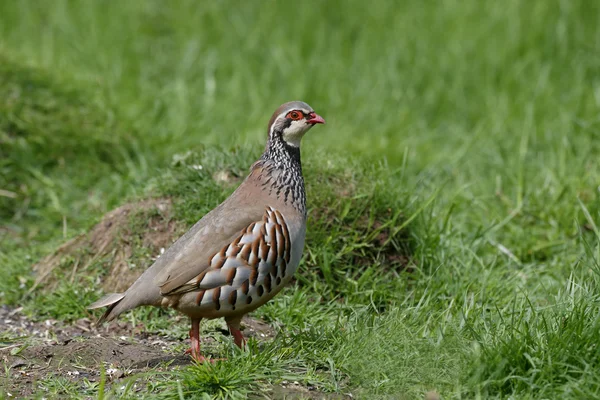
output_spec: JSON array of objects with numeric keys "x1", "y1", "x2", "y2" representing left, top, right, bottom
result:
[
  {"x1": 186, "y1": 318, "x2": 225, "y2": 363},
  {"x1": 186, "y1": 318, "x2": 209, "y2": 362},
  {"x1": 230, "y1": 326, "x2": 246, "y2": 349},
  {"x1": 226, "y1": 316, "x2": 247, "y2": 349}
]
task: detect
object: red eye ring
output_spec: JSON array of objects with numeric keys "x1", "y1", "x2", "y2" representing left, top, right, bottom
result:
[{"x1": 287, "y1": 111, "x2": 303, "y2": 120}]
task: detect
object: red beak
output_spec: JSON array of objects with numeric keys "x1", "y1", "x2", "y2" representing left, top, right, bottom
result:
[{"x1": 307, "y1": 113, "x2": 325, "y2": 125}]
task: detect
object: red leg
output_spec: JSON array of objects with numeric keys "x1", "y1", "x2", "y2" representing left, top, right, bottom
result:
[
  {"x1": 187, "y1": 318, "x2": 210, "y2": 363},
  {"x1": 226, "y1": 316, "x2": 247, "y2": 349},
  {"x1": 230, "y1": 326, "x2": 247, "y2": 348},
  {"x1": 186, "y1": 318, "x2": 225, "y2": 363}
]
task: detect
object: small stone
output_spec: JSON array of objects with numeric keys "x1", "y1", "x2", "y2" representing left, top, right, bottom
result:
[
  {"x1": 10, "y1": 359, "x2": 27, "y2": 369},
  {"x1": 424, "y1": 390, "x2": 441, "y2": 400}
]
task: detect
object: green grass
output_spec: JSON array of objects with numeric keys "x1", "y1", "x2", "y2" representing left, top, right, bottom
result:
[{"x1": 2, "y1": 0, "x2": 600, "y2": 398}]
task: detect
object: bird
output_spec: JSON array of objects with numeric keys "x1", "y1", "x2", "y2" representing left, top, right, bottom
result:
[{"x1": 88, "y1": 101, "x2": 325, "y2": 362}]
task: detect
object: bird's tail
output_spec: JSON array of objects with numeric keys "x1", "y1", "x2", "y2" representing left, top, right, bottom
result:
[
  {"x1": 88, "y1": 292, "x2": 127, "y2": 324},
  {"x1": 88, "y1": 259, "x2": 164, "y2": 324}
]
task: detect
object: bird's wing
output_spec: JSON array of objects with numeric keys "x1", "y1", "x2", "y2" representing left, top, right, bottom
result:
[
  {"x1": 152, "y1": 197, "x2": 266, "y2": 295},
  {"x1": 163, "y1": 205, "x2": 292, "y2": 297}
]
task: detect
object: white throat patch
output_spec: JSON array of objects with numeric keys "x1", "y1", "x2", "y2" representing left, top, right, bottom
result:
[{"x1": 282, "y1": 119, "x2": 310, "y2": 147}]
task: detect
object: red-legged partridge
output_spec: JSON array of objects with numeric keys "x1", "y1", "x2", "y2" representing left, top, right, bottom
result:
[{"x1": 89, "y1": 101, "x2": 325, "y2": 362}]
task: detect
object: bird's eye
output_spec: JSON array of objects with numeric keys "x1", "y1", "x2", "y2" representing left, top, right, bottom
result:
[{"x1": 287, "y1": 111, "x2": 303, "y2": 120}]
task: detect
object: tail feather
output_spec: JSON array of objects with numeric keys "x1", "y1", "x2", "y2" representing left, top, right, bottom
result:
[
  {"x1": 88, "y1": 293, "x2": 126, "y2": 325},
  {"x1": 88, "y1": 268, "x2": 164, "y2": 325},
  {"x1": 88, "y1": 293, "x2": 125, "y2": 309}
]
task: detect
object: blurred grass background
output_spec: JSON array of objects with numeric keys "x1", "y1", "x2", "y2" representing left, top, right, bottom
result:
[{"x1": 1, "y1": 0, "x2": 600, "y2": 398}]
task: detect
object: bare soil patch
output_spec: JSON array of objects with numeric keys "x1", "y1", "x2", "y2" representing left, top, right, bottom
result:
[{"x1": 0, "y1": 306, "x2": 275, "y2": 398}]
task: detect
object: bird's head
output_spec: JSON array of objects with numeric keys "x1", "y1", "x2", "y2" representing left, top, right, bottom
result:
[{"x1": 267, "y1": 101, "x2": 325, "y2": 147}]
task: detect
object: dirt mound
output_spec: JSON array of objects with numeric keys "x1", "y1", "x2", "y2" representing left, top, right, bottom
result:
[{"x1": 31, "y1": 198, "x2": 182, "y2": 293}]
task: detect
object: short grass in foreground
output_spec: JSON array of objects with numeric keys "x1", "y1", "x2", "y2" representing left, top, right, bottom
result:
[{"x1": 2, "y1": 0, "x2": 600, "y2": 398}]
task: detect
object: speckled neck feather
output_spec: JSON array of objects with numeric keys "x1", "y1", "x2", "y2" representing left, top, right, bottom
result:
[{"x1": 253, "y1": 131, "x2": 306, "y2": 217}]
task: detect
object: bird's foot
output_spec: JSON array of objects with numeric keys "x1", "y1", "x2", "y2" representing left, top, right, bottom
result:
[{"x1": 185, "y1": 348, "x2": 225, "y2": 363}]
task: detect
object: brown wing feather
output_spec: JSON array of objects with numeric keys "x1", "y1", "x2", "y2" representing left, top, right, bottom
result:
[
  {"x1": 162, "y1": 205, "x2": 292, "y2": 308},
  {"x1": 154, "y1": 212, "x2": 257, "y2": 295},
  {"x1": 153, "y1": 173, "x2": 268, "y2": 295}
]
